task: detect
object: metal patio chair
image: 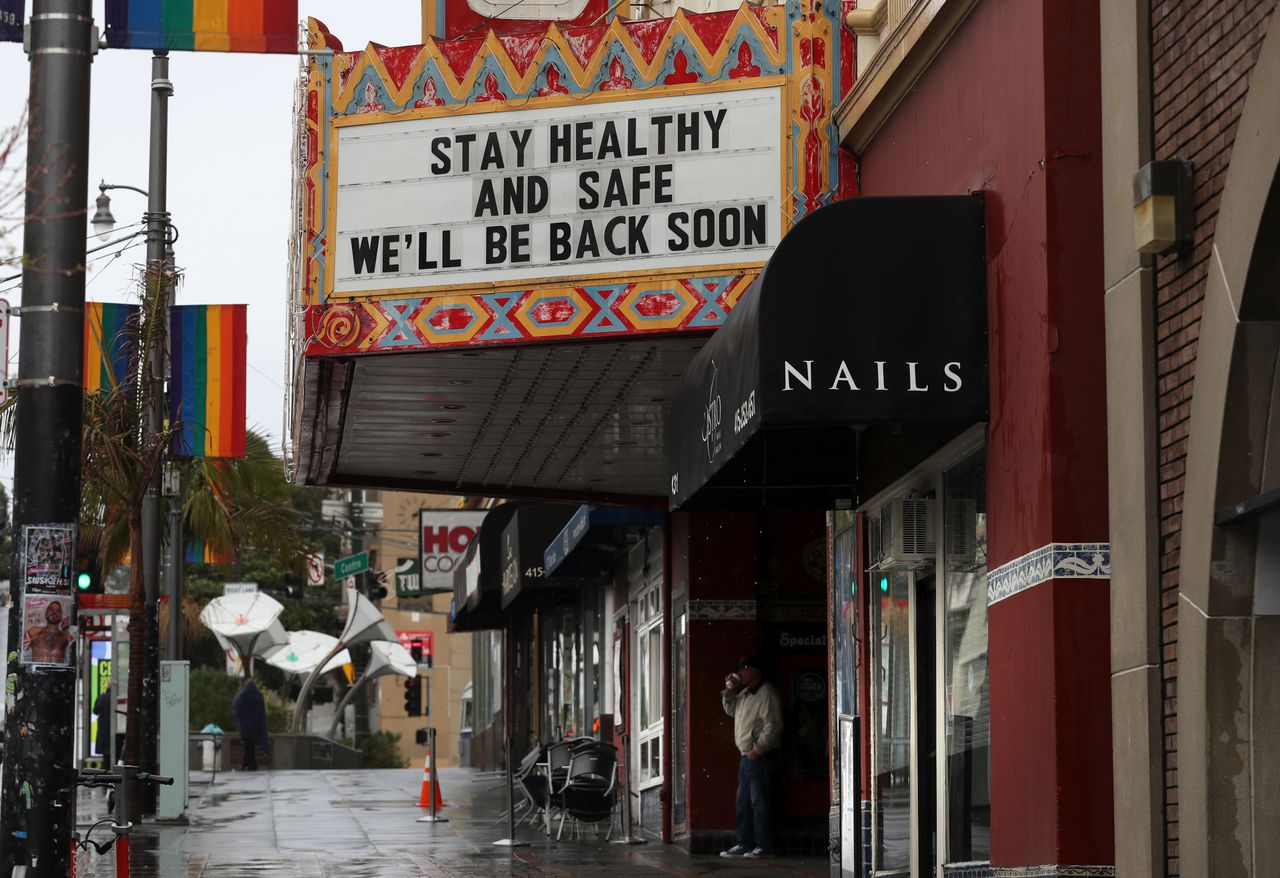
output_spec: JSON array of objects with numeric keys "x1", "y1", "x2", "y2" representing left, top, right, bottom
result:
[{"x1": 556, "y1": 747, "x2": 618, "y2": 840}]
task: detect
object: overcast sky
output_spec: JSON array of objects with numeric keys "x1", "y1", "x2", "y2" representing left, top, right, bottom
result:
[{"x1": 0, "y1": 3, "x2": 424, "y2": 480}]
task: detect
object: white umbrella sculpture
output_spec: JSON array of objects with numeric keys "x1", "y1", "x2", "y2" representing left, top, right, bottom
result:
[
  {"x1": 262, "y1": 629, "x2": 352, "y2": 677},
  {"x1": 199, "y1": 593, "x2": 287, "y2": 673},
  {"x1": 290, "y1": 587, "x2": 397, "y2": 732},
  {"x1": 327, "y1": 640, "x2": 418, "y2": 738}
]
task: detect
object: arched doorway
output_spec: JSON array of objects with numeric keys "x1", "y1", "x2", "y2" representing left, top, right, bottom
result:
[{"x1": 1178, "y1": 17, "x2": 1280, "y2": 876}]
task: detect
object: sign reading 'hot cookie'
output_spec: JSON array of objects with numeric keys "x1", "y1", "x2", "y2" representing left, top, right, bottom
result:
[{"x1": 334, "y1": 86, "x2": 782, "y2": 294}]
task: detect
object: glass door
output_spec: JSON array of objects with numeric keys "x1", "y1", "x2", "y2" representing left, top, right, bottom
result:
[{"x1": 864, "y1": 433, "x2": 990, "y2": 877}]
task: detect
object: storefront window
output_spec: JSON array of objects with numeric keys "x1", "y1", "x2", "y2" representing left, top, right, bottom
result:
[
  {"x1": 833, "y1": 525, "x2": 858, "y2": 718},
  {"x1": 873, "y1": 567, "x2": 912, "y2": 873},
  {"x1": 635, "y1": 571, "x2": 664, "y2": 784},
  {"x1": 944, "y1": 456, "x2": 990, "y2": 862},
  {"x1": 560, "y1": 605, "x2": 580, "y2": 737},
  {"x1": 672, "y1": 609, "x2": 688, "y2": 822}
]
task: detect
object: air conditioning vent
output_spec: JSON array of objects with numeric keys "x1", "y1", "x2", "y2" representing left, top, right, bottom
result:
[
  {"x1": 869, "y1": 499, "x2": 935, "y2": 567},
  {"x1": 943, "y1": 500, "x2": 978, "y2": 565}
]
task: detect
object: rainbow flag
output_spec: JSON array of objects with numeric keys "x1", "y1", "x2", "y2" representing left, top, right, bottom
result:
[
  {"x1": 83, "y1": 302, "x2": 141, "y2": 393},
  {"x1": 104, "y1": 0, "x2": 298, "y2": 53},
  {"x1": 185, "y1": 538, "x2": 233, "y2": 565},
  {"x1": 170, "y1": 304, "x2": 247, "y2": 459}
]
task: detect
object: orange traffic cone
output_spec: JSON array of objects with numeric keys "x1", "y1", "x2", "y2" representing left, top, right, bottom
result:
[{"x1": 417, "y1": 749, "x2": 445, "y2": 809}]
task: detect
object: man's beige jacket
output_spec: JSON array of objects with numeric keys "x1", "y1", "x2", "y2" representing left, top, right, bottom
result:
[{"x1": 721, "y1": 682, "x2": 784, "y2": 755}]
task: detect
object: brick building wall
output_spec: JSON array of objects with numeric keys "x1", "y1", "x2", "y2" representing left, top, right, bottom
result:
[{"x1": 1150, "y1": 2, "x2": 1277, "y2": 874}]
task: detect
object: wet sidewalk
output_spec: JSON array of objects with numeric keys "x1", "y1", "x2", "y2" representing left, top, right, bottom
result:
[{"x1": 75, "y1": 766, "x2": 830, "y2": 877}]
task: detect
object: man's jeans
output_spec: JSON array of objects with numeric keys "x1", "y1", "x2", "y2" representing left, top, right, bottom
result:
[{"x1": 735, "y1": 752, "x2": 777, "y2": 851}]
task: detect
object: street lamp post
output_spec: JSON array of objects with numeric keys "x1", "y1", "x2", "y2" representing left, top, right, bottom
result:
[
  {"x1": 139, "y1": 50, "x2": 173, "y2": 818},
  {"x1": 91, "y1": 51, "x2": 175, "y2": 817}
]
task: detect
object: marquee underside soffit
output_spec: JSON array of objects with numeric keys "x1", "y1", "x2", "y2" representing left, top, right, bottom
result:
[{"x1": 296, "y1": 336, "x2": 707, "y2": 503}]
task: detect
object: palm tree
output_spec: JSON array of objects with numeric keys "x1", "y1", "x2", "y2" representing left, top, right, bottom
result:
[{"x1": 2, "y1": 304, "x2": 310, "y2": 802}]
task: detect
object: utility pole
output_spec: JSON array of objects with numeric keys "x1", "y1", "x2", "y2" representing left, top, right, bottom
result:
[
  {"x1": 350, "y1": 490, "x2": 371, "y2": 740},
  {"x1": 138, "y1": 49, "x2": 173, "y2": 817},
  {"x1": 0, "y1": 0, "x2": 94, "y2": 873}
]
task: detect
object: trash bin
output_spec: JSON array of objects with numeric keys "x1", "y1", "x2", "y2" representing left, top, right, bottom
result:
[{"x1": 199, "y1": 724, "x2": 224, "y2": 773}]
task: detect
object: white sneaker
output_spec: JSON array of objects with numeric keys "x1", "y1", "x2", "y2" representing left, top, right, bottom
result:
[
  {"x1": 720, "y1": 844, "x2": 749, "y2": 858},
  {"x1": 742, "y1": 847, "x2": 767, "y2": 858}
]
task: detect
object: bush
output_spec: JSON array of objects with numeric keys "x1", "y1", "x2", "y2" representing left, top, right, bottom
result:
[
  {"x1": 190, "y1": 668, "x2": 290, "y2": 734},
  {"x1": 189, "y1": 667, "x2": 241, "y2": 732},
  {"x1": 340, "y1": 730, "x2": 407, "y2": 768}
]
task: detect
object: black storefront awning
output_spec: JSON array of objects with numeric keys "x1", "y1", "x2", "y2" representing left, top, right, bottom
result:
[
  {"x1": 449, "y1": 502, "x2": 529, "y2": 632},
  {"x1": 499, "y1": 503, "x2": 597, "y2": 608},
  {"x1": 666, "y1": 196, "x2": 987, "y2": 510},
  {"x1": 543, "y1": 504, "x2": 665, "y2": 578}
]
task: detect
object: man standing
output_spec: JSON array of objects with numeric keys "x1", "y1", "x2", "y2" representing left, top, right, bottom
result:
[
  {"x1": 233, "y1": 677, "x2": 269, "y2": 771},
  {"x1": 720, "y1": 655, "x2": 784, "y2": 859}
]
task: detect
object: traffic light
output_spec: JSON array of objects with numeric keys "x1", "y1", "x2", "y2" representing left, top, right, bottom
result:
[
  {"x1": 75, "y1": 547, "x2": 102, "y2": 594},
  {"x1": 409, "y1": 639, "x2": 423, "y2": 664},
  {"x1": 404, "y1": 675, "x2": 422, "y2": 716},
  {"x1": 366, "y1": 571, "x2": 388, "y2": 601},
  {"x1": 283, "y1": 571, "x2": 303, "y2": 599}
]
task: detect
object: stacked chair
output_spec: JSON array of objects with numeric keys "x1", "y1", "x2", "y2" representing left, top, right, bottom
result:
[
  {"x1": 512, "y1": 737, "x2": 621, "y2": 840},
  {"x1": 550, "y1": 739, "x2": 619, "y2": 840}
]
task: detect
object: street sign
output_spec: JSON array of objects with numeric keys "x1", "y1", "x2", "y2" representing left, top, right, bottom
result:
[
  {"x1": 223, "y1": 582, "x2": 258, "y2": 595},
  {"x1": 334, "y1": 551, "x2": 369, "y2": 580},
  {"x1": 393, "y1": 558, "x2": 422, "y2": 598},
  {"x1": 306, "y1": 552, "x2": 325, "y2": 587}
]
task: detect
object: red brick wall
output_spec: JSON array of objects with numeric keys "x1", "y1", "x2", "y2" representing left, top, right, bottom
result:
[{"x1": 1150, "y1": 3, "x2": 1277, "y2": 874}]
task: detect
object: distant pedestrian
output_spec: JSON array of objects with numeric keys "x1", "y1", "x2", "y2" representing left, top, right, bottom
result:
[
  {"x1": 93, "y1": 686, "x2": 113, "y2": 763},
  {"x1": 233, "y1": 677, "x2": 270, "y2": 771},
  {"x1": 719, "y1": 655, "x2": 783, "y2": 859}
]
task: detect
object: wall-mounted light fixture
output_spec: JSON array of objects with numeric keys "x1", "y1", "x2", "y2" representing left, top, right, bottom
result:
[{"x1": 1133, "y1": 159, "x2": 1194, "y2": 255}]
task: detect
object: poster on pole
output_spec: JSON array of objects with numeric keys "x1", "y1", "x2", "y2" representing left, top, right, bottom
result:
[
  {"x1": 21, "y1": 523, "x2": 75, "y2": 592},
  {"x1": 20, "y1": 593, "x2": 74, "y2": 667}
]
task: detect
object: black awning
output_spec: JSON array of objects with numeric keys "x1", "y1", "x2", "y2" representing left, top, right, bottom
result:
[
  {"x1": 448, "y1": 502, "x2": 530, "y2": 632},
  {"x1": 499, "y1": 503, "x2": 596, "y2": 608},
  {"x1": 666, "y1": 196, "x2": 987, "y2": 510},
  {"x1": 543, "y1": 504, "x2": 665, "y2": 577}
]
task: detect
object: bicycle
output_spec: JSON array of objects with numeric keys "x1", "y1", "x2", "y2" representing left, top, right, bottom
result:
[{"x1": 75, "y1": 765, "x2": 174, "y2": 877}]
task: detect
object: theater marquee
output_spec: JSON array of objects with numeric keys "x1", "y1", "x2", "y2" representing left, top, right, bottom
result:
[{"x1": 332, "y1": 84, "x2": 783, "y2": 295}]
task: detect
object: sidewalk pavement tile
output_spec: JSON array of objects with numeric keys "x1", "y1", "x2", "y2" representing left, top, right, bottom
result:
[{"x1": 73, "y1": 766, "x2": 830, "y2": 877}]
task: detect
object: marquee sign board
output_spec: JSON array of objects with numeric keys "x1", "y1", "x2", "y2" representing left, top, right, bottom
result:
[{"x1": 333, "y1": 85, "x2": 783, "y2": 296}]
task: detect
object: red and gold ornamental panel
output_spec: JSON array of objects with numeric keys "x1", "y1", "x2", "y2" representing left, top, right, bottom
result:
[{"x1": 295, "y1": 1, "x2": 851, "y2": 357}]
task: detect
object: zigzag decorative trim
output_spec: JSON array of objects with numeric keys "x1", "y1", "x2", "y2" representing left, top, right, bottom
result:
[
  {"x1": 304, "y1": 274, "x2": 753, "y2": 355},
  {"x1": 687, "y1": 599, "x2": 756, "y2": 621},
  {"x1": 987, "y1": 543, "x2": 1110, "y2": 606},
  {"x1": 990, "y1": 867, "x2": 1115, "y2": 878},
  {"x1": 311, "y1": 10, "x2": 785, "y2": 112}
]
